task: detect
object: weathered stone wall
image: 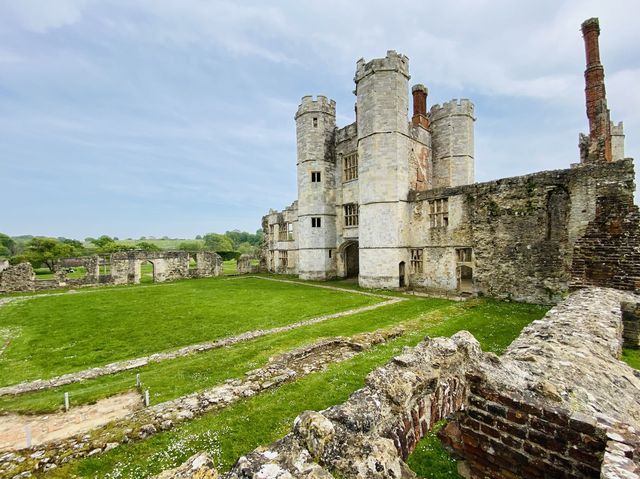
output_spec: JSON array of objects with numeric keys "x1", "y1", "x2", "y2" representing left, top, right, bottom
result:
[
  {"x1": 263, "y1": 202, "x2": 299, "y2": 274},
  {"x1": 0, "y1": 252, "x2": 222, "y2": 293},
  {"x1": 441, "y1": 287, "x2": 640, "y2": 478},
  {"x1": 0, "y1": 263, "x2": 35, "y2": 292},
  {"x1": 0, "y1": 260, "x2": 10, "y2": 273},
  {"x1": 409, "y1": 159, "x2": 636, "y2": 303},
  {"x1": 157, "y1": 287, "x2": 640, "y2": 478},
  {"x1": 236, "y1": 254, "x2": 255, "y2": 274},
  {"x1": 571, "y1": 185, "x2": 640, "y2": 291}
]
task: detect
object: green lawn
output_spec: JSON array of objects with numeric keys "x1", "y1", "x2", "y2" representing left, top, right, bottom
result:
[
  {"x1": 223, "y1": 259, "x2": 237, "y2": 274},
  {"x1": 40, "y1": 296, "x2": 547, "y2": 478},
  {"x1": 0, "y1": 277, "x2": 381, "y2": 386},
  {"x1": 623, "y1": 348, "x2": 640, "y2": 369},
  {"x1": 0, "y1": 295, "x2": 450, "y2": 414},
  {"x1": 34, "y1": 266, "x2": 88, "y2": 280}
]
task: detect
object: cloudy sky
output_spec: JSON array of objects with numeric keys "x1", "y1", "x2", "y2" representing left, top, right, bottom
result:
[{"x1": 1, "y1": 0, "x2": 638, "y2": 239}]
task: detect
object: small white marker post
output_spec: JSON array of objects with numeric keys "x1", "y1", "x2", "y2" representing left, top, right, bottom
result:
[
  {"x1": 136, "y1": 373, "x2": 141, "y2": 388},
  {"x1": 25, "y1": 425, "x2": 32, "y2": 448},
  {"x1": 64, "y1": 392, "x2": 70, "y2": 412},
  {"x1": 144, "y1": 389, "x2": 150, "y2": 407}
]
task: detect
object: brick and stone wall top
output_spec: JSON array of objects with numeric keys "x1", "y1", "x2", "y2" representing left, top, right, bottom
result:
[
  {"x1": 410, "y1": 158, "x2": 635, "y2": 203},
  {"x1": 494, "y1": 288, "x2": 640, "y2": 423}
]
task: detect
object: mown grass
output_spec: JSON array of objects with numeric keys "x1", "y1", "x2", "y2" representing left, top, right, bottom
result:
[
  {"x1": 0, "y1": 296, "x2": 451, "y2": 414},
  {"x1": 222, "y1": 259, "x2": 237, "y2": 274},
  {"x1": 406, "y1": 422, "x2": 462, "y2": 478},
  {"x1": 44, "y1": 297, "x2": 547, "y2": 478},
  {"x1": 622, "y1": 348, "x2": 640, "y2": 369},
  {"x1": 0, "y1": 277, "x2": 380, "y2": 386},
  {"x1": 34, "y1": 266, "x2": 88, "y2": 280}
]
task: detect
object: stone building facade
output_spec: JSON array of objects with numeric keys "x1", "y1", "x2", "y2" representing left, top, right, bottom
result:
[{"x1": 263, "y1": 18, "x2": 637, "y2": 303}]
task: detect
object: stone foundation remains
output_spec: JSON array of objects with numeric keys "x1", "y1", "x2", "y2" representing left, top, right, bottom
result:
[
  {"x1": 0, "y1": 329, "x2": 403, "y2": 477},
  {"x1": 0, "y1": 251, "x2": 223, "y2": 293},
  {"x1": 157, "y1": 287, "x2": 640, "y2": 478}
]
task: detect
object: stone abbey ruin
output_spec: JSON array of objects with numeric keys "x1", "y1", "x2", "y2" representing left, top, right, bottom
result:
[
  {"x1": 262, "y1": 18, "x2": 638, "y2": 305},
  {"x1": 0, "y1": 17, "x2": 639, "y2": 479}
]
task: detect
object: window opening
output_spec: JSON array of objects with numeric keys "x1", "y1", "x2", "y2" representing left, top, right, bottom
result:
[
  {"x1": 343, "y1": 152, "x2": 358, "y2": 181},
  {"x1": 410, "y1": 249, "x2": 423, "y2": 273},
  {"x1": 344, "y1": 203, "x2": 359, "y2": 227},
  {"x1": 428, "y1": 198, "x2": 449, "y2": 228}
]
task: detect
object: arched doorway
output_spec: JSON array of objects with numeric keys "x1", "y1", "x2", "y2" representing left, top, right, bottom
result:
[
  {"x1": 343, "y1": 242, "x2": 359, "y2": 278},
  {"x1": 457, "y1": 265, "x2": 473, "y2": 293},
  {"x1": 139, "y1": 260, "x2": 155, "y2": 284},
  {"x1": 399, "y1": 261, "x2": 406, "y2": 288}
]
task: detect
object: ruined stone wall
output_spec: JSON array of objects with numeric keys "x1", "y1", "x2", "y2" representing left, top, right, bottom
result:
[
  {"x1": 263, "y1": 202, "x2": 299, "y2": 274},
  {"x1": 441, "y1": 287, "x2": 640, "y2": 478},
  {"x1": 0, "y1": 263, "x2": 35, "y2": 293},
  {"x1": 409, "y1": 159, "x2": 636, "y2": 303},
  {"x1": 236, "y1": 254, "x2": 255, "y2": 274},
  {"x1": 571, "y1": 184, "x2": 640, "y2": 291},
  {"x1": 0, "y1": 252, "x2": 221, "y2": 292}
]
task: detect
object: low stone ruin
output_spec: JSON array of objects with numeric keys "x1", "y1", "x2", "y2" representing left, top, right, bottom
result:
[
  {"x1": 158, "y1": 287, "x2": 640, "y2": 478},
  {"x1": 237, "y1": 254, "x2": 257, "y2": 274},
  {"x1": 0, "y1": 262, "x2": 35, "y2": 293},
  {"x1": 0, "y1": 251, "x2": 223, "y2": 293}
]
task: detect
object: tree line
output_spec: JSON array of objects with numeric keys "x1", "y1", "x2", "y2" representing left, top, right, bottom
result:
[{"x1": 0, "y1": 230, "x2": 264, "y2": 272}]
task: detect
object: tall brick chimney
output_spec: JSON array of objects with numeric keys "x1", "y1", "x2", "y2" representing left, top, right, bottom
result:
[
  {"x1": 411, "y1": 84, "x2": 429, "y2": 128},
  {"x1": 580, "y1": 17, "x2": 612, "y2": 162}
]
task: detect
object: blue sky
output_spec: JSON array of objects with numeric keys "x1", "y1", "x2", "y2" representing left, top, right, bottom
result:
[{"x1": 1, "y1": 0, "x2": 639, "y2": 239}]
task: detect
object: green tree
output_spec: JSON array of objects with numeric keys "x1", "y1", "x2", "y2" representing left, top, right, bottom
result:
[
  {"x1": 237, "y1": 242, "x2": 256, "y2": 255},
  {"x1": 0, "y1": 233, "x2": 17, "y2": 257},
  {"x1": 136, "y1": 241, "x2": 161, "y2": 252},
  {"x1": 23, "y1": 237, "x2": 82, "y2": 272},
  {"x1": 178, "y1": 240, "x2": 205, "y2": 252},
  {"x1": 203, "y1": 233, "x2": 234, "y2": 252},
  {"x1": 91, "y1": 235, "x2": 116, "y2": 249}
]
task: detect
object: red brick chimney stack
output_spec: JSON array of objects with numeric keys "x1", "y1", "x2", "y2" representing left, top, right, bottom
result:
[
  {"x1": 581, "y1": 17, "x2": 612, "y2": 162},
  {"x1": 411, "y1": 84, "x2": 429, "y2": 128}
]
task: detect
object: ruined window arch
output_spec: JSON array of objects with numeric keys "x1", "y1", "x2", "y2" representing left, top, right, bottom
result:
[{"x1": 546, "y1": 187, "x2": 571, "y2": 241}]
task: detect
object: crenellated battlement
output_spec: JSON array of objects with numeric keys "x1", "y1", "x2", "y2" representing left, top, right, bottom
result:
[
  {"x1": 295, "y1": 95, "x2": 336, "y2": 119},
  {"x1": 354, "y1": 50, "x2": 410, "y2": 83},
  {"x1": 612, "y1": 121, "x2": 624, "y2": 136},
  {"x1": 429, "y1": 99, "x2": 475, "y2": 122}
]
